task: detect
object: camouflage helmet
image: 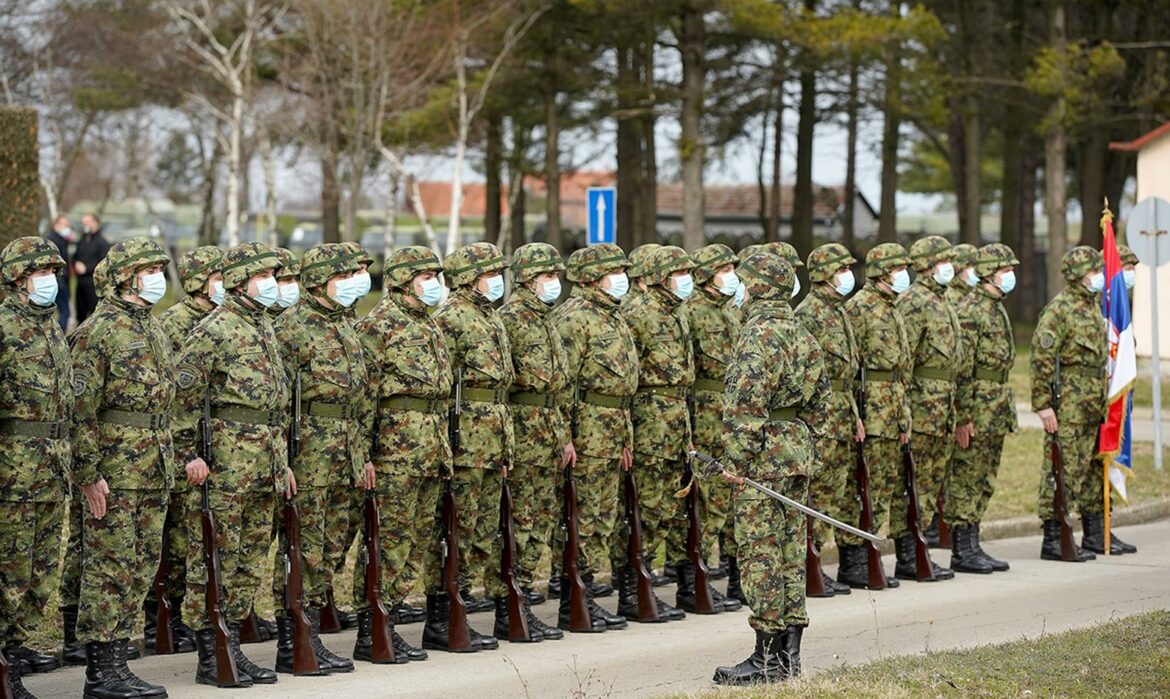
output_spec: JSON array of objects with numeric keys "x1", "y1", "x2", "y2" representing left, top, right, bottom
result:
[
  {"x1": 511, "y1": 243, "x2": 565, "y2": 284},
  {"x1": 222, "y1": 242, "x2": 282, "y2": 290},
  {"x1": 176, "y1": 246, "x2": 223, "y2": 295},
  {"x1": 951, "y1": 243, "x2": 978, "y2": 269},
  {"x1": 1060, "y1": 245, "x2": 1102, "y2": 282},
  {"x1": 93, "y1": 257, "x2": 111, "y2": 298},
  {"x1": 627, "y1": 244, "x2": 662, "y2": 279},
  {"x1": 865, "y1": 243, "x2": 911, "y2": 278},
  {"x1": 106, "y1": 237, "x2": 171, "y2": 291},
  {"x1": 0, "y1": 236, "x2": 65, "y2": 285},
  {"x1": 274, "y1": 247, "x2": 300, "y2": 280},
  {"x1": 1119, "y1": 244, "x2": 1139, "y2": 267},
  {"x1": 443, "y1": 242, "x2": 507, "y2": 287},
  {"x1": 566, "y1": 244, "x2": 628, "y2": 284},
  {"x1": 738, "y1": 251, "x2": 794, "y2": 302},
  {"x1": 691, "y1": 244, "x2": 737, "y2": 285},
  {"x1": 908, "y1": 236, "x2": 952, "y2": 272},
  {"x1": 737, "y1": 243, "x2": 766, "y2": 261},
  {"x1": 384, "y1": 246, "x2": 443, "y2": 289},
  {"x1": 343, "y1": 241, "x2": 374, "y2": 268},
  {"x1": 642, "y1": 245, "x2": 696, "y2": 287},
  {"x1": 300, "y1": 243, "x2": 363, "y2": 290},
  {"x1": 972, "y1": 243, "x2": 1020, "y2": 279},
  {"x1": 763, "y1": 242, "x2": 804, "y2": 269},
  {"x1": 806, "y1": 243, "x2": 857, "y2": 284}
]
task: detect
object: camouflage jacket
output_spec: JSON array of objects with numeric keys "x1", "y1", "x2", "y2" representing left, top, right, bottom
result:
[
  {"x1": 173, "y1": 295, "x2": 290, "y2": 494},
  {"x1": 683, "y1": 288, "x2": 735, "y2": 454},
  {"x1": 1030, "y1": 284, "x2": 1107, "y2": 425},
  {"x1": 159, "y1": 296, "x2": 213, "y2": 355},
  {"x1": 795, "y1": 285, "x2": 860, "y2": 441},
  {"x1": 434, "y1": 288, "x2": 515, "y2": 469},
  {"x1": 0, "y1": 296, "x2": 72, "y2": 501},
  {"x1": 552, "y1": 285, "x2": 638, "y2": 459},
  {"x1": 621, "y1": 287, "x2": 694, "y2": 460},
  {"x1": 897, "y1": 276, "x2": 963, "y2": 436},
  {"x1": 498, "y1": 286, "x2": 571, "y2": 466},
  {"x1": 846, "y1": 284, "x2": 912, "y2": 438},
  {"x1": 723, "y1": 300, "x2": 831, "y2": 481},
  {"x1": 274, "y1": 296, "x2": 370, "y2": 487},
  {"x1": 944, "y1": 280, "x2": 973, "y2": 307},
  {"x1": 955, "y1": 285, "x2": 1017, "y2": 435},
  {"x1": 71, "y1": 298, "x2": 176, "y2": 491},
  {"x1": 356, "y1": 291, "x2": 452, "y2": 478}
]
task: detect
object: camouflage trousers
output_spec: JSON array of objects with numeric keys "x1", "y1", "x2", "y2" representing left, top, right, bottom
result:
[
  {"x1": 697, "y1": 443, "x2": 734, "y2": 565},
  {"x1": 272, "y1": 485, "x2": 358, "y2": 613},
  {"x1": 78, "y1": 489, "x2": 166, "y2": 644},
  {"x1": 0, "y1": 498, "x2": 65, "y2": 645},
  {"x1": 332, "y1": 487, "x2": 363, "y2": 583},
  {"x1": 1037, "y1": 421, "x2": 1103, "y2": 520},
  {"x1": 450, "y1": 466, "x2": 505, "y2": 599},
  {"x1": 948, "y1": 433, "x2": 1005, "y2": 525},
  {"x1": 867, "y1": 436, "x2": 910, "y2": 539},
  {"x1": 159, "y1": 490, "x2": 190, "y2": 602},
  {"x1": 811, "y1": 437, "x2": 860, "y2": 548},
  {"x1": 352, "y1": 472, "x2": 442, "y2": 609},
  {"x1": 59, "y1": 491, "x2": 84, "y2": 609},
  {"x1": 632, "y1": 456, "x2": 682, "y2": 567},
  {"x1": 184, "y1": 486, "x2": 275, "y2": 631},
  {"x1": 735, "y1": 475, "x2": 807, "y2": 633},
  {"x1": 560, "y1": 456, "x2": 616, "y2": 579},
  {"x1": 511, "y1": 459, "x2": 559, "y2": 590},
  {"x1": 910, "y1": 432, "x2": 952, "y2": 531}
]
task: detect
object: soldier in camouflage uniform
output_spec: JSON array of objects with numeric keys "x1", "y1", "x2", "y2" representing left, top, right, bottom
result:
[
  {"x1": 623, "y1": 243, "x2": 661, "y2": 306},
  {"x1": 356, "y1": 247, "x2": 466, "y2": 654},
  {"x1": 951, "y1": 244, "x2": 1020, "y2": 573},
  {"x1": 844, "y1": 243, "x2": 914, "y2": 588},
  {"x1": 495, "y1": 244, "x2": 569, "y2": 639},
  {"x1": 1031, "y1": 246, "x2": 1120, "y2": 561},
  {"x1": 271, "y1": 247, "x2": 301, "y2": 316},
  {"x1": 892, "y1": 236, "x2": 957, "y2": 581},
  {"x1": 146, "y1": 246, "x2": 224, "y2": 655},
  {"x1": 551, "y1": 244, "x2": 636, "y2": 632},
  {"x1": 713, "y1": 253, "x2": 830, "y2": 685},
  {"x1": 71, "y1": 237, "x2": 175, "y2": 698},
  {"x1": 946, "y1": 243, "x2": 980, "y2": 306},
  {"x1": 0, "y1": 238, "x2": 70, "y2": 698},
  {"x1": 174, "y1": 242, "x2": 294, "y2": 687},
  {"x1": 795, "y1": 243, "x2": 862, "y2": 596},
  {"x1": 432, "y1": 242, "x2": 513, "y2": 648}
]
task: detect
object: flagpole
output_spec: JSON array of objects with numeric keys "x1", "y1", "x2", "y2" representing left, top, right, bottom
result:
[{"x1": 1102, "y1": 200, "x2": 1113, "y2": 557}]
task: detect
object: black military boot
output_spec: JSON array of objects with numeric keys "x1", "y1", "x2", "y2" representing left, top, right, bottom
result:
[
  {"x1": 82, "y1": 641, "x2": 139, "y2": 699},
  {"x1": 111, "y1": 638, "x2": 166, "y2": 697},
  {"x1": 711, "y1": 584, "x2": 743, "y2": 611},
  {"x1": 547, "y1": 566, "x2": 562, "y2": 598},
  {"x1": 894, "y1": 535, "x2": 954, "y2": 581},
  {"x1": 393, "y1": 602, "x2": 426, "y2": 625},
  {"x1": 522, "y1": 587, "x2": 546, "y2": 606},
  {"x1": 587, "y1": 577, "x2": 613, "y2": 599},
  {"x1": 616, "y1": 566, "x2": 665, "y2": 623},
  {"x1": 492, "y1": 597, "x2": 539, "y2": 642},
  {"x1": 3, "y1": 643, "x2": 60, "y2": 675},
  {"x1": 1040, "y1": 520, "x2": 1095, "y2": 562},
  {"x1": 305, "y1": 607, "x2": 353, "y2": 673},
  {"x1": 170, "y1": 597, "x2": 197, "y2": 652},
  {"x1": 194, "y1": 628, "x2": 251, "y2": 688},
  {"x1": 229, "y1": 622, "x2": 277, "y2": 684},
  {"x1": 822, "y1": 569, "x2": 851, "y2": 596},
  {"x1": 143, "y1": 598, "x2": 159, "y2": 653},
  {"x1": 352, "y1": 608, "x2": 407, "y2": 664},
  {"x1": 61, "y1": 605, "x2": 87, "y2": 666},
  {"x1": 275, "y1": 614, "x2": 326, "y2": 674},
  {"x1": 460, "y1": 588, "x2": 494, "y2": 614},
  {"x1": 708, "y1": 557, "x2": 728, "y2": 580},
  {"x1": 779, "y1": 626, "x2": 803, "y2": 678},
  {"x1": 676, "y1": 561, "x2": 724, "y2": 613},
  {"x1": 834, "y1": 545, "x2": 865, "y2": 589},
  {"x1": 3, "y1": 647, "x2": 37, "y2": 699},
  {"x1": 1081, "y1": 512, "x2": 1134, "y2": 555},
  {"x1": 583, "y1": 573, "x2": 627, "y2": 629},
  {"x1": 422, "y1": 592, "x2": 479, "y2": 653},
  {"x1": 923, "y1": 513, "x2": 941, "y2": 548},
  {"x1": 725, "y1": 556, "x2": 749, "y2": 604},
  {"x1": 712, "y1": 629, "x2": 785, "y2": 685},
  {"x1": 949, "y1": 525, "x2": 993, "y2": 574},
  {"x1": 557, "y1": 578, "x2": 606, "y2": 633},
  {"x1": 971, "y1": 522, "x2": 1010, "y2": 571},
  {"x1": 524, "y1": 603, "x2": 563, "y2": 640},
  {"x1": 392, "y1": 628, "x2": 429, "y2": 662}
]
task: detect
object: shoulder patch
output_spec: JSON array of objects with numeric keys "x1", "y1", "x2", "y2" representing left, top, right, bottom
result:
[
  {"x1": 177, "y1": 368, "x2": 198, "y2": 389},
  {"x1": 1039, "y1": 333, "x2": 1055, "y2": 349},
  {"x1": 120, "y1": 340, "x2": 148, "y2": 352},
  {"x1": 72, "y1": 369, "x2": 91, "y2": 396}
]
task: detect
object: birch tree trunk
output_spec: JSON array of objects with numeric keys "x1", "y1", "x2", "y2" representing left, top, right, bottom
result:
[
  {"x1": 1043, "y1": 0, "x2": 1068, "y2": 301},
  {"x1": 679, "y1": 2, "x2": 705, "y2": 251}
]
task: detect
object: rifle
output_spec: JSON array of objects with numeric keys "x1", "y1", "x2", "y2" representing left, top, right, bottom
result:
[
  {"x1": 855, "y1": 367, "x2": 889, "y2": 590},
  {"x1": 0, "y1": 639, "x2": 11, "y2": 699},
  {"x1": 683, "y1": 455, "x2": 717, "y2": 614},
  {"x1": 560, "y1": 380, "x2": 593, "y2": 632},
  {"x1": 901, "y1": 443, "x2": 937, "y2": 582},
  {"x1": 150, "y1": 519, "x2": 176, "y2": 654},
  {"x1": 805, "y1": 493, "x2": 829, "y2": 597},
  {"x1": 360, "y1": 493, "x2": 397, "y2": 662},
  {"x1": 1049, "y1": 360, "x2": 1081, "y2": 561},
  {"x1": 281, "y1": 373, "x2": 321, "y2": 674},
  {"x1": 441, "y1": 368, "x2": 473, "y2": 651},
  {"x1": 498, "y1": 477, "x2": 532, "y2": 641},
  {"x1": 623, "y1": 469, "x2": 660, "y2": 622},
  {"x1": 200, "y1": 392, "x2": 241, "y2": 687}
]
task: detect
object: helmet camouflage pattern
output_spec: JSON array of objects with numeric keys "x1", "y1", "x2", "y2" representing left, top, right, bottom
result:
[
  {"x1": 737, "y1": 243, "x2": 766, "y2": 262},
  {"x1": 93, "y1": 257, "x2": 111, "y2": 298},
  {"x1": 1118, "y1": 244, "x2": 1138, "y2": 267},
  {"x1": 972, "y1": 243, "x2": 1020, "y2": 279},
  {"x1": 300, "y1": 243, "x2": 364, "y2": 289},
  {"x1": 176, "y1": 246, "x2": 223, "y2": 295},
  {"x1": 384, "y1": 245, "x2": 442, "y2": 289},
  {"x1": 1, "y1": 236, "x2": 65, "y2": 285},
  {"x1": 274, "y1": 247, "x2": 300, "y2": 280},
  {"x1": 343, "y1": 241, "x2": 374, "y2": 267},
  {"x1": 950, "y1": 243, "x2": 978, "y2": 268},
  {"x1": 762, "y1": 242, "x2": 803, "y2": 269},
  {"x1": 566, "y1": 244, "x2": 628, "y2": 284},
  {"x1": 690, "y1": 243, "x2": 737, "y2": 285},
  {"x1": 443, "y1": 242, "x2": 507, "y2": 287},
  {"x1": 738, "y1": 251, "x2": 794, "y2": 302},
  {"x1": 627, "y1": 243, "x2": 662, "y2": 279},
  {"x1": 511, "y1": 242, "x2": 565, "y2": 284},
  {"x1": 105, "y1": 237, "x2": 171, "y2": 291},
  {"x1": 865, "y1": 242, "x2": 910, "y2": 278},
  {"x1": 222, "y1": 242, "x2": 281, "y2": 290},
  {"x1": 1061, "y1": 245, "x2": 1102, "y2": 282},
  {"x1": 642, "y1": 245, "x2": 695, "y2": 287},
  {"x1": 806, "y1": 243, "x2": 857, "y2": 283},
  {"x1": 908, "y1": 235, "x2": 952, "y2": 272}
]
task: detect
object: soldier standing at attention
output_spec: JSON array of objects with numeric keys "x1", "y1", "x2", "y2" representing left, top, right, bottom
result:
[
  {"x1": 0, "y1": 238, "x2": 71, "y2": 699},
  {"x1": 272, "y1": 248, "x2": 302, "y2": 316},
  {"x1": 845, "y1": 243, "x2": 914, "y2": 588},
  {"x1": 174, "y1": 242, "x2": 294, "y2": 687},
  {"x1": 893, "y1": 236, "x2": 958, "y2": 582},
  {"x1": 795, "y1": 243, "x2": 862, "y2": 594},
  {"x1": 945, "y1": 243, "x2": 980, "y2": 307},
  {"x1": 622, "y1": 243, "x2": 661, "y2": 309},
  {"x1": 950, "y1": 244, "x2": 1020, "y2": 573},
  {"x1": 714, "y1": 253, "x2": 830, "y2": 685},
  {"x1": 433, "y1": 242, "x2": 513, "y2": 648},
  {"x1": 495, "y1": 243, "x2": 570, "y2": 640},
  {"x1": 71, "y1": 237, "x2": 175, "y2": 699},
  {"x1": 551, "y1": 244, "x2": 636, "y2": 632}
]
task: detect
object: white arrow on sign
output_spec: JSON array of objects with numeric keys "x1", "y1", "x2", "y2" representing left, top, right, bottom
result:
[{"x1": 595, "y1": 194, "x2": 607, "y2": 244}]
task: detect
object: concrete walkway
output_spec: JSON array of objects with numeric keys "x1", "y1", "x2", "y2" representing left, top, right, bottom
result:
[
  {"x1": 24, "y1": 520, "x2": 1170, "y2": 698},
  {"x1": 1016, "y1": 402, "x2": 1168, "y2": 443}
]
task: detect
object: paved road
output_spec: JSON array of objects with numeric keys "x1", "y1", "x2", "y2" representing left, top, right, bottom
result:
[{"x1": 25, "y1": 520, "x2": 1170, "y2": 698}]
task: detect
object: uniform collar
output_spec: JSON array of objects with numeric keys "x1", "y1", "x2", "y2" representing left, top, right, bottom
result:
[
  {"x1": 4, "y1": 293, "x2": 56, "y2": 319},
  {"x1": 573, "y1": 283, "x2": 620, "y2": 310},
  {"x1": 745, "y1": 299, "x2": 794, "y2": 321},
  {"x1": 811, "y1": 283, "x2": 844, "y2": 304},
  {"x1": 183, "y1": 295, "x2": 214, "y2": 317},
  {"x1": 225, "y1": 292, "x2": 268, "y2": 321},
  {"x1": 454, "y1": 286, "x2": 493, "y2": 311},
  {"x1": 514, "y1": 285, "x2": 552, "y2": 315}
]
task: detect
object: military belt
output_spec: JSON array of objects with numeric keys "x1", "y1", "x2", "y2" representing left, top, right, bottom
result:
[
  {"x1": 379, "y1": 397, "x2": 446, "y2": 415},
  {"x1": 306, "y1": 402, "x2": 356, "y2": 420},
  {"x1": 461, "y1": 387, "x2": 507, "y2": 404},
  {"x1": 767, "y1": 406, "x2": 800, "y2": 422},
  {"x1": 99, "y1": 409, "x2": 171, "y2": 430},
  {"x1": 913, "y1": 367, "x2": 955, "y2": 382},
  {"x1": 0, "y1": 419, "x2": 69, "y2": 439},
  {"x1": 636, "y1": 385, "x2": 688, "y2": 400},
  {"x1": 212, "y1": 406, "x2": 281, "y2": 426},
  {"x1": 1062, "y1": 364, "x2": 1104, "y2": 378},
  {"x1": 509, "y1": 391, "x2": 558, "y2": 408},
  {"x1": 692, "y1": 377, "x2": 723, "y2": 393},
  {"x1": 829, "y1": 379, "x2": 852, "y2": 393},
  {"x1": 974, "y1": 367, "x2": 1010, "y2": 383},
  {"x1": 865, "y1": 368, "x2": 903, "y2": 382},
  {"x1": 580, "y1": 391, "x2": 633, "y2": 410}
]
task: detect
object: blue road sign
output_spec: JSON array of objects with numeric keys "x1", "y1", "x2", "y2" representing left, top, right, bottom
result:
[{"x1": 587, "y1": 187, "x2": 616, "y2": 246}]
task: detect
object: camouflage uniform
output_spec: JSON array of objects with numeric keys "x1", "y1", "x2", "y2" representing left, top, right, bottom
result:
[
  {"x1": 622, "y1": 243, "x2": 661, "y2": 307},
  {"x1": 269, "y1": 247, "x2": 301, "y2": 319},
  {"x1": 945, "y1": 243, "x2": 979, "y2": 307},
  {"x1": 0, "y1": 239, "x2": 71, "y2": 673}
]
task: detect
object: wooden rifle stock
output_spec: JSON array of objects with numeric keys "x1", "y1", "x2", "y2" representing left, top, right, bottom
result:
[
  {"x1": 560, "y1": 466, "x2": 592, "y2": 632},
  {"x1": 200, "y1": 394, "x2": 241, "y2": 687},
  {"x1": 441, "y1": 480, "x2": 472, "y2": 650},
  {"x1": 361, "y1": 493, "x2": 397, "y2": 661},
  {"x1": 805, "y1": 493, "x2": 829, "y2": 597},
  {"x1": 283, "y1": 499, "x2": 322, "y2": 674},
  {"x1": 901, "y1": 444, "x2": 936, "y2": 581},
  {"x1": 1049, "y1": 361, "x2": 1080, "y2": 561},
  {"x1": 151, "y1": 520, "x2": 176, "y2": 654},
  {"x1": 623, "y1": 469, "x2": 660, "y2": 622},
  {"x1": 498, "y1": 477, "x2": 532, "y2": 641},
  {"x1": 683, "y1": 459, "x2": 716, "y2": 614}
]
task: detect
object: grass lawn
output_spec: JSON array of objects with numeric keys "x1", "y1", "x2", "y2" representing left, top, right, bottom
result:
[{"x1": 676, "y1": 610, "x2": 1170, "y2": 698}]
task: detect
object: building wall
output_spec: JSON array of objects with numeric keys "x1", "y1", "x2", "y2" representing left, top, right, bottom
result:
[{"x1": 1133, "y1": 135, "x2": 1170, "y2": 360}]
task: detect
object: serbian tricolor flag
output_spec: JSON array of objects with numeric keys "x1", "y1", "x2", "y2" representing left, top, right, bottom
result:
[{"x1": 1099, "y1": 207, "x2": 1136, "y2": 503}]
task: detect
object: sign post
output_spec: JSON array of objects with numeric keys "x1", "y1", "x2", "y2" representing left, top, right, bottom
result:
[
  {"x1": 587, "y1": 187, "x2": 616, "y2": 246},
  {"x1": 1126, "y1": 196, "x2": 1170, "y2": 470}
]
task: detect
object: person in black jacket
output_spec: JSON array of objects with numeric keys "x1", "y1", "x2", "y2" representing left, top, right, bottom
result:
[
  {"x1": 73, "y1": 213, "x2": 110, "y2": 324},
  {"x1": 46, "y1": 215, "x2": 74, "y2": 331}
]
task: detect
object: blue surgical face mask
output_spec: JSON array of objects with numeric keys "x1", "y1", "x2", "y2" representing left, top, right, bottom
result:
[
  {"x1": 933, "y1": 262, "x2": 955, "y2": 286},
  {"x1": 672, "y1": 273, "x2": 694, "y2": 301},
  {"x1": 890, "y1": 269, "x2": 911, "y2": 295},
  {"x1": 537, "y1": 277, "x2": 562, "y2": 304},
  {"x1": 417, "y1": 276, "x2": 443, "y2": 307},
  {"x1": 138, "y1": 271, "x2": 168, "y2": 305},
  {"x1": 353, "y1": 271, "x2": 372, "y2": 298},
  {"x1": 28, "y1": 275, "x2": 59, "y2": 307},
  {"x1": 251, "y1": 275, "x2": 279, "y2": 308},
  {"x1": 277, "y1": 281, "x2": 300, "y2": 308},
  {"x1": 1087, "y1": 272, "x2": 1105, "y2": 293},
  {"x1": 330, "y1": 277, "x2": 361, "y2": 308},
  {"x1": 716, "y1": 271, "x2": 739, "y2": 297},
  {"x1": 964, "y1": 268, "x2": 979, "y2": 287},
  {"x1": 790, "y1": 275, "x2": 801, "y2": 299},
  {"x1": 997, "y1": 270, "x2": 1016, "y2": 295},
  {"x1": 604, "y1": 272, "x2": 629, "y2": 301},
  {"x1": 1123, "y1": 269, "x2": 1136, "y2": 290},
  {"x1": 733, "y1": 281, "x2": 746, "y2": 308},
  {"x1": 834, "y1": 270, "x2": 855, "y2": 297},
  {"x1": 209, "y1": 280, "x2": 225, "y2": 306},
  {"x1": 482, "y1": 274, "x2": 505, "y2": 303}
]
